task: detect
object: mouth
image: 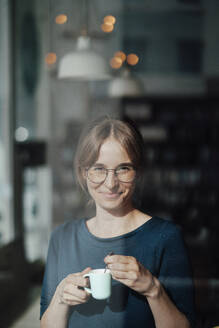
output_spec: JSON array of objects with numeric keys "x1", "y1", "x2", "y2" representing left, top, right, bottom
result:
[{"x1": 100, "y1": 192, "x2": 123, "y2": 199}]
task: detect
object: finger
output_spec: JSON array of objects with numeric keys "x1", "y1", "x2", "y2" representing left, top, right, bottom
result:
[
  {"x1": 105, "y1": 255, "x2": 137, "y2": 265},
  {"x1": 77, "y1": 267, "x2": 92, "y2": 288},
  {"x1": 108, "y1": 262, "x2": 137, "y2": 272},
  {"x1": 81, "y1": 267, "x2": 92, "y2": 275},
  {"x1": 111, "y1": 270, "x2": 129, "y2": 280},
  {"x1": 74, "y1": 287, "x2": 90, "y2": 300},
  {"x1": 111, "y1": 270, "x2": 138, "y2": 281},
  {"x1": 111, "y1": 277, "x2": 134, "y2": 288},
  {"x1": 66, "y1": 275, "x2": 89, "y2": 288},
  {"x1": 65, "y1": 298, "x2": 88, "y2": 306},
  {"x1": 62, "y1": 284, "x2": 90, "y2": 301},
  {"x1": 62, "y1": 292, "x2": 90, "y2": 305},
  {"x1": 63, "y1": 284, "x2": 81, "y2": 296},
  {"x1": 66, "y1": 287, "x2": 89, "y2": 300}
]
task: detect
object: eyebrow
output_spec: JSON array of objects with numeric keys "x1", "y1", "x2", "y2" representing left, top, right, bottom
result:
[{"x1": 93, "y1": 162, "x2": 133, "y2": 167}]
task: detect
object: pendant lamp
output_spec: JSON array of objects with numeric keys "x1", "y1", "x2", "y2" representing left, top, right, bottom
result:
[
  {"x1": 58, "y1": 0, "x2": 111, "y2": 81},
  {"x1": 108, "y1": 68, "x2": 144, "y2": 97},
  {"x1": 58, "y1": 35, "x2": 110, "y2": 80}
]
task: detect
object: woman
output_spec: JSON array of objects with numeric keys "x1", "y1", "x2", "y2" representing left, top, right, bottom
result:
[{"x1": 40, "y1": 117, "x2": 196, "y2": 328}]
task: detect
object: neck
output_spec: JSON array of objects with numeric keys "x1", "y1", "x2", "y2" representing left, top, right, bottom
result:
[
  {"x1": 96, "y1": 201, "x2": 134, "y2": 220},
  {"x1": 90, "y1": 205, "x2": 140, "y2": 238}
]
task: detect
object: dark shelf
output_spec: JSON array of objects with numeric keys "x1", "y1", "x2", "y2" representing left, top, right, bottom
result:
[{"x1": 122, "y1": 95, "x2": 219, "y2": 326}]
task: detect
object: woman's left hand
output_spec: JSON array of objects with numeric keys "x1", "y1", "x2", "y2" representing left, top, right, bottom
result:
[{"x1": 104, "y1": 254, "x2": 159, "y2": 297}]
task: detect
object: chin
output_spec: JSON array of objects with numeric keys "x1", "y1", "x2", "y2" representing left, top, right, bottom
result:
[{"x1": 97, "y1": 196, "x2": 132, "y2": 212}]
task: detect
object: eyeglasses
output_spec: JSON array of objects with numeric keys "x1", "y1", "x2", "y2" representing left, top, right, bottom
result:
[{"x1": 86, "y1": 165, "x2": 136, "y2": 184}]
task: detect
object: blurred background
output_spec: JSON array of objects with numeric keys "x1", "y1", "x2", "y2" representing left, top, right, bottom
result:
[{"x1": 0, "y1": 0, "x2": 219, "y2": 327}]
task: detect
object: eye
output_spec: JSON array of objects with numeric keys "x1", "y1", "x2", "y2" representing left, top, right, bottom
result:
[
  {"x1": 117, "y1": 165, "x2": 132, "y2": 173},
  {"x1": 91, "y1": 166, "x2": 105, "y2": 173}
]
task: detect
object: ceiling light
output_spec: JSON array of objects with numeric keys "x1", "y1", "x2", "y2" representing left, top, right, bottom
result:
[
  {"x1": 108, "y1": 68, "x2": 144, "y2": 97},
  {"x1": 110, "y1": 57, "x2": 123, "y2": 69},
  {"x1": 55, "y1": 14, "x2": 67, "y2": 25},
  {"x1": 58, "y1": 36, "x2": 111, "y2": 80},
  {"x1": 45, "y1": 52, "x2": 57, "y2": 65},
  {"x1": 58, "y1": 0, "x2": 111, "y2": 81},
  {"x1": 104, "y1": 15, "x2": 116, "y2": 25},
  {"x1": 127, "y1": 54, "x2": 139, "y2": 66},
  {"x1": 114, "y1": 51, "x2": 126, "y2": 63},
  {"x1": 101, "y1": 23, "x2": 114, "y2": 33}
]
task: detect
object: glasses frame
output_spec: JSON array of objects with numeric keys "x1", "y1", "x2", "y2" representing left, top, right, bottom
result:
[{"x1": 85, "y1": 165, "x2": 136, "y2": 184}]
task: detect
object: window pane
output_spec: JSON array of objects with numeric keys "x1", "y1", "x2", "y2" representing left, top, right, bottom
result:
[
  {"x1": 177, "y1": 40, "x2": 203, "y2": 73},
  {"x1": 0, "y1": 1, "x2": 14, "y2": 245}
]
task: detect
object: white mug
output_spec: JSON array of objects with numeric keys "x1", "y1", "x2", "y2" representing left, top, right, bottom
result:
[{"x1": 83, "y1": 269, "x2": 111, "y2": 300}]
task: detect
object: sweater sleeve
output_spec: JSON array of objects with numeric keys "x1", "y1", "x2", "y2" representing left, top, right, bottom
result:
[
  {"x1": 40, "y1": 228, "x2": 60, "y2": 319},
  {"x1": 157, "y1": 223, "x2": 196, "y2": 327}
]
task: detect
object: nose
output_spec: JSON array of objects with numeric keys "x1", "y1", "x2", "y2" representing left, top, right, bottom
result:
[{"x1": 104, "y1": 170, "x2": 118, "y2": 189}]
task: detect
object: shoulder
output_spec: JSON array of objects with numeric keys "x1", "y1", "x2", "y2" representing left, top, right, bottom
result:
[
  {"x1": 50, "y1": 218, "x2": 85, "y2": 244},
  {"x1": 150, "y1": 216, "x2": 183, "y2": 242}
]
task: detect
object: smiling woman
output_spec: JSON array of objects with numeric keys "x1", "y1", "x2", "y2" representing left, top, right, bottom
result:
[
  {"x1": 84, "y1": 137, "x2": 136, "y2": 217},
  {"x1": 40, "y1": 117, "x2": 196, "y2": 328},
  {"x1": 74, "y1": 117, "x2": 144, "y2": 192}
]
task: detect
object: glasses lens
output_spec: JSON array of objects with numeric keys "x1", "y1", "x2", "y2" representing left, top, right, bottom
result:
[
  {"x1": 87, "y1": 167, "x2": 106, "y2": 183},
  {"x1": 116, "y1": 166, "x2": 136, "y2": 182},
  {"x1": 87, "y1": 166, "x2": 136, "y2": 183}
]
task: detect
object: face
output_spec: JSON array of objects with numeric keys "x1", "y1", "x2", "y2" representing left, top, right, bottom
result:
[{"x1": 85, "y1": 137, "x2": 136, "y2": 214}]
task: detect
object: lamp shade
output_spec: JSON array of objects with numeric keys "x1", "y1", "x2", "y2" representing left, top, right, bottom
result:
[
  {"x1": 108, "y1": 68, "x2": 144, "y2": 97},
  {"x1": 58, "y1": 36, "x2": 111, "y2": 81}
]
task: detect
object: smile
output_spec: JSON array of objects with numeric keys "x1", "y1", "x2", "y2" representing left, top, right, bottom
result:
[{"x1": 100, "y1": 192, "x2": 123, "y2": 199}]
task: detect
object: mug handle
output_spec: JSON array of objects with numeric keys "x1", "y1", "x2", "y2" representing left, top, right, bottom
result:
[{"x1": 83, "y1": 273, "x2": 92, "y2": 294}]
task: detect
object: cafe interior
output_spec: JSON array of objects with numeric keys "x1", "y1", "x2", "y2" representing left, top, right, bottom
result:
[{"x1": 0, "y1": 0, "x2": 219, "y2": 327}]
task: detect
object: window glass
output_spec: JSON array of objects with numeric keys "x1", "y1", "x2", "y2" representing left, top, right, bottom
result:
[{"x1": 0, "y1": 1, "x2": 14, "y2": 245}]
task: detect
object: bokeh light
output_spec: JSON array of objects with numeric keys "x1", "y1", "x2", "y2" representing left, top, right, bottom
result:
[
  {"x1": 15, "y1": 127, "x2": 29, "y2": 142},
  {"x1": 110, "y1": 57, "x2": 123, "y2": 69},
  {"x1": 45, "y1": 52, "x2": 57, "y2": 65},
  {"x1": 127, "y1": 53, "x2": 139, "y2": 66},
  {"x1": 114, "y1": 51, "x2": 126, "y2": 63},
  {"x1": 101, "y1": 23, "x2": 114, "y2": 33},
  {"x1": 55, "y1": 14, "x2": 67, "y2": 25},
  {"x1": 104, "y1": 15, "x2": 116, "y2": 25}
]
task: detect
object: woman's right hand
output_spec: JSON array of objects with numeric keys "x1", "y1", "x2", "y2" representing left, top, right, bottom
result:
[{"x1": 56, "y1": 267, "x2": 91, "y2": 306}]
